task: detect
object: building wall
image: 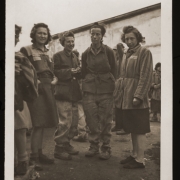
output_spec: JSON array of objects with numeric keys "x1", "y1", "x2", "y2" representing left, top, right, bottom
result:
[{"x1": 49, "y1": 8, "x2": 161, "y2": 68}]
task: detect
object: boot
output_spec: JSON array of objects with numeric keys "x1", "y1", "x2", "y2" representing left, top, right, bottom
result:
[
  {"x1": 85, "y1": 144, "x2": 99, "y2": 157},
  {"x1": 54, "y1": 146, "x2": 72, "y2": 160},
  {"x1": 99, "y1": 147, "x2": 111, "y2": 160},
  {"x1": 64, "y1": 143, "x2": 79, "y2": 155},
  {"x1": 14, "y1": 161, "x2": 28, "y2": 175},
  {"x1": 29, "y1": 153, "x2": 43, "y2": 171},
  {"x1": 38, "y1": 149, "x2": 54, "y2": 164}
]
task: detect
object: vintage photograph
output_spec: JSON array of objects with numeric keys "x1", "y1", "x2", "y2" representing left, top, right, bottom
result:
[{"x1": 5, "y1": 0, "x2": 172, "y2": 179}]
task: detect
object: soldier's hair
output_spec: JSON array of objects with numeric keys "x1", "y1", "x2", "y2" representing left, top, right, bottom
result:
[
  {"x1": 30, "y1": 23, "x2": 51, "y2": 45},
  {"x1": 155, "y1": 62, "x2": 161, "y2": 70},
  {"x1": 15, "y1": 24, "x2": 22, "y2": 35},
  {"x1": 121, "y1": 26, "x2": 143, "y2": 43},
  {"x1": 59, "y1": 31, "x2": 74, "y2": 47},
  {"x1": 90, "y1": 22, "x2": 106, "y2": 36}
]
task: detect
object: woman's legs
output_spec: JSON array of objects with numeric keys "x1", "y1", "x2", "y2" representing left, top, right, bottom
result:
[
  {"x1": 136, "y1": 134, "x2": 146, "y2": 163},
  {"x1": 131, "y1": 133, "x2": 137, "y2": 158}
]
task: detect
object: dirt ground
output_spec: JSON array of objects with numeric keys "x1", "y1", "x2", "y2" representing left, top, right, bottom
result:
[{"x1": 23, "y1": 121, "x2": 160, "y2": 180}]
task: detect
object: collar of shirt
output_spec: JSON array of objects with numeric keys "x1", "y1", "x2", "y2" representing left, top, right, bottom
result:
[
  {"x1": 89, "y1": 43, "x2": 105, "y2": 55},
  {"x1": 126, "y1": 44, "x2": 141, "y2": 54},
  {"x1": 63, "y1": 49, "x2": 72, "y2": 57},
  {"x1": 32, "y1": 44, "x2": 49, "y2": 52}
]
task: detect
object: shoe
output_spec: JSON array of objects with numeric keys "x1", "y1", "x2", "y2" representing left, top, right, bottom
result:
[
  {"x1": 73, "y1": 134, "x2": 88, "y2": 142},
  {"x1": 64, "y1": 144, "x2": 79, "y2": 155},
  {"x1": 29, "y1": 157, "x2": 43, "y2": 171},
  {"x1": 116, "y1": 129, "x2": 129, "y2": 135},
  {"x1": 111, "y1": 126, "x2": 121, "y2": 132},
  {"x1": 99, "y1": 151, "x2": 111, "y2": 160},
  {"x1": 120, "y1": 156, "x2": 135, "y2": 164},
  {"x1": 85, "y1": 147, "x2": 99, "y2": 157},
  {"x1": 39, "y1": 153, "x2": 54, "y2": 164},
  {"x1": 14, "y1": 161, "x2": 28, "y2": 175},
  {"x1": 123, "y1": 159, "x2": 145, "y2": 169},
  {"x1": 54, "y1": 146, "x2": 72, "y2": 160}
]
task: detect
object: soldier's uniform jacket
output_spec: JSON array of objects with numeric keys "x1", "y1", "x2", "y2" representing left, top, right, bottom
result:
[
  {"x1": 114, "y1": 44, "x2": 153, "y2": 109},
  {"x1": 81, "y1": 44, "x2": 116, "y2": 94},
  {"x1": 53, "y1": 50, "x2": 82, "y2": 102}
]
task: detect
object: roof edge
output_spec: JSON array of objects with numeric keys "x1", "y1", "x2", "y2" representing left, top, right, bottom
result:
[{"x1": 52, "y1": 3, "x2": 161, "y2": 40}]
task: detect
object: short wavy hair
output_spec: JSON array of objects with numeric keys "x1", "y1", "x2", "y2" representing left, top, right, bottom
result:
[
  {"x1": 30, "y1": 23, "x2": 51, "y2": 45},
  {"x1": 121, "y1": 26, "x2": 143, "y2": 43},
  {"x1": 59, "y1": 31, "x2": 74, "y2": 47},
  {"x1": 90, "y1": 22, "x2": 106, "y2": 37},
  {"x1": 155, "y1": 62, "x2": 161, "y2": 70}
]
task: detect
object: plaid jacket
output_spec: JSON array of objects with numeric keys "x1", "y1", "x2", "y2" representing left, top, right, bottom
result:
[{"x1": 113, "y1": 45, "x2": 153, "y2": 109}]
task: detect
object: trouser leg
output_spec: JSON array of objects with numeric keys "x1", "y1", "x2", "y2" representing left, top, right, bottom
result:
[
  {"x1": 98, "y1": 93, "x2": 113, "y2": 152},
  {"x1": 77, "y1": 103, "x2": 87, "y2": 137},
  {"x1": 83, "y1": 93, "x2": 100, "y2": 150},
  {"x1": 54, "y1": 101, "x2": 73, "y2": 147}
]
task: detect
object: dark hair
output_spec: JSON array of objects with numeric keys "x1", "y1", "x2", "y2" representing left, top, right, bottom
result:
[
  {"x1": 15, "y1": 24, "x2": 22, "y2": 36},
  {"x1": 90, "y1": 22, "x2": 106, "y2": 37},
  {"x1": 155, "y1": 62, "x2": 161, "y2": 70},
  {"x1": 59, "y1": 31, "x2": 74, "y2": 47},
  {"x1": 30, "y1": 23, "x2": 51, "y2": 45},
  {"x1": 121, "y1": 26, "x2": 143, "y2": 43},
  {"x1": 72, "y1": 49, "x2": 79, "y2": 57}
]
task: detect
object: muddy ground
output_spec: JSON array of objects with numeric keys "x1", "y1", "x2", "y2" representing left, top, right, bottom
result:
[{"x1": 22, "y1": 121, "x2": 160, "y2": 180}]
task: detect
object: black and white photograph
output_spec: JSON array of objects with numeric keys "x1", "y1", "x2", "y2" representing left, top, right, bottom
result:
[{"x1": 5, "y1": 0, "x2": 172, "y2": 179}]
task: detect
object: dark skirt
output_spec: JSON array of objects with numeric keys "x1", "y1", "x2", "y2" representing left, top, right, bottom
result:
[
  {"x1": 116, "y1": 108, "x2": 150, "y2": 134},
  {"x1": 27, "y1": 77, "x2": 59, "y2": 128},
  {"x1": 151, "y1": 99, "x2": 161, "y2": 113}
]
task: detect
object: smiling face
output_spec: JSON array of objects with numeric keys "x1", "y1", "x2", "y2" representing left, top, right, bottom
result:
[
  {"x1": 90, "y1": 28, "x2": 102, "y2": 45},
  {"x1": 35, "y1": 27, "x2": 48, "y2": 45},
  {"x1": 124, "y1": 32, "x2": 138, "y2": 49},
  {"x1": 64, "y1": 36, "x2": 75, "y2": 52}
]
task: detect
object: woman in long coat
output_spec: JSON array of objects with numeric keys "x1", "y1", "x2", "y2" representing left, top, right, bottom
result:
[
  {"x1": 20, "y1": 23, "x2": 59, "y2": 169},
  {"x1": 114, "y1": 26, "x2": 153, "y2": 168}
]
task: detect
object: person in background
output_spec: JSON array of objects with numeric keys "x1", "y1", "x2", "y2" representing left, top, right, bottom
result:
[
  {"x1": 114, "y1": 26, "x2": 153, "y2": 168},
  {"x1": 150, "y1": 62, "x2": 161, "y2": 122},
  {"x1": 72, "y1": 49, "x2": 88, "y2": 142},
  {"x1": 14, "y1": 24, "x2": 38, "y2": 175},
  {"x1": 82, "y1": 22, "x2": 116, "y2": 160},
  {"x1": 53, "y1": 31, "x2": 82, "y2": 160},
  {"x1": 20, "y1": 23, "x2": 59, "y2": 170},
  {"x1": 112, "y1": 43, "x2": 128, "y2": 135}
]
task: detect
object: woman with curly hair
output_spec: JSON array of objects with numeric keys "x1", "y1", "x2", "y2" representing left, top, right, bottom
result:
[
  {"x1": 53, "y1": 31, "x2": 82, "y2": 160},
  {"x1": 114, "y1": 26, "x2": 153, "y2": 168},
  {"x1": 20, "y1": 23, "x2": 59, "y2": 170}
]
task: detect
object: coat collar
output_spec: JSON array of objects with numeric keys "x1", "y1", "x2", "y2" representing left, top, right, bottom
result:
[
  {"x1": 126, "y1": 44, "x2": 141, "y2": 54},
  {"x1": 88, "y1": 43, "x2": 105, "y2": 55},
  {"x1": 32, "y1": 44, "x2": 49, "y2": 52}
]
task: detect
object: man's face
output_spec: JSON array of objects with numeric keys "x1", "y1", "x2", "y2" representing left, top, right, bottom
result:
[
  {"x1": 64, "y1": 36, "x2": 75, "y2": 52},
  {"x1": 90, "y1": 28, "x2": 102, "y2": 45},
  {"x1": 157, "y1": 66, "x2": 161, "y2": 72},
  {"x1": 125, "y1": 32, "x2": 138, "y2": 49},
  {"x1": 35, "y1": 27, "x2": 48, "y2": 45}
]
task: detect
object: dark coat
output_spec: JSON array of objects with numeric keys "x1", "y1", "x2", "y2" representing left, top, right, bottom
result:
[{"x1": 53, "y1": 50, "x2": 82, "y2": 102}]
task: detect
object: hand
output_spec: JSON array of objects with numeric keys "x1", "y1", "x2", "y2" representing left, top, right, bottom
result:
[
  {"x1": 133, "y1": 98, "x2": 141, "y2": 106},
  {"x1": 15, "y1": 60, "x2": 22, "y2": 75},
  {"x1": 37, "y1": 80, "x2": 41, "y2": 84},
  {"x1": 154, "y1": 84, "x2": 160, "y2": 89},
  {"x1": 51, "y1": 76, "x2": 58, "y2": 85}
]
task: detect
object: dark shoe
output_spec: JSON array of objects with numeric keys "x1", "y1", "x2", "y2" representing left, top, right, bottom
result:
[
  {"x1": 120, "y1": 156, "x2": 135, "y2": 164},
  {"x1": 99, "y1": 151, "x2": 111, "y2": 160},
  {"x1": 14, "y1": 161, "x2": 28, "y2": 175},
  {"x1": 123, "y1": 159, "x2": 145, "y2": 169},
  {"x1": 54, "y1": 146, "x2": 72, "y2": 160},
  {"x1": 29, "y1": 158, "x2": 43, "y2": 171},
  {"x1": 39, "y1": 153, "x2": 54, "y2": 164},
  {"x1": 116, "y1": 129, "x2": 129, "y2": 135},
  {"x1": 54, "y1": 152, "x2": 72, "y2": 160},
  {"x1": 85, "y1": 147, "x2": 99, "y2": 157},
  {"x1": 64, "y1": 144, "x2": 79, "y2": 155}
]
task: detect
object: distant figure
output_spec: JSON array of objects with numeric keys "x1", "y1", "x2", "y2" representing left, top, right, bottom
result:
[
  {"x1": 114, "y1": 25, "x2": 153, "y2": 169},
  {"x1": 150, "y1": 62, "x2": 161, "y2": 122}
]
